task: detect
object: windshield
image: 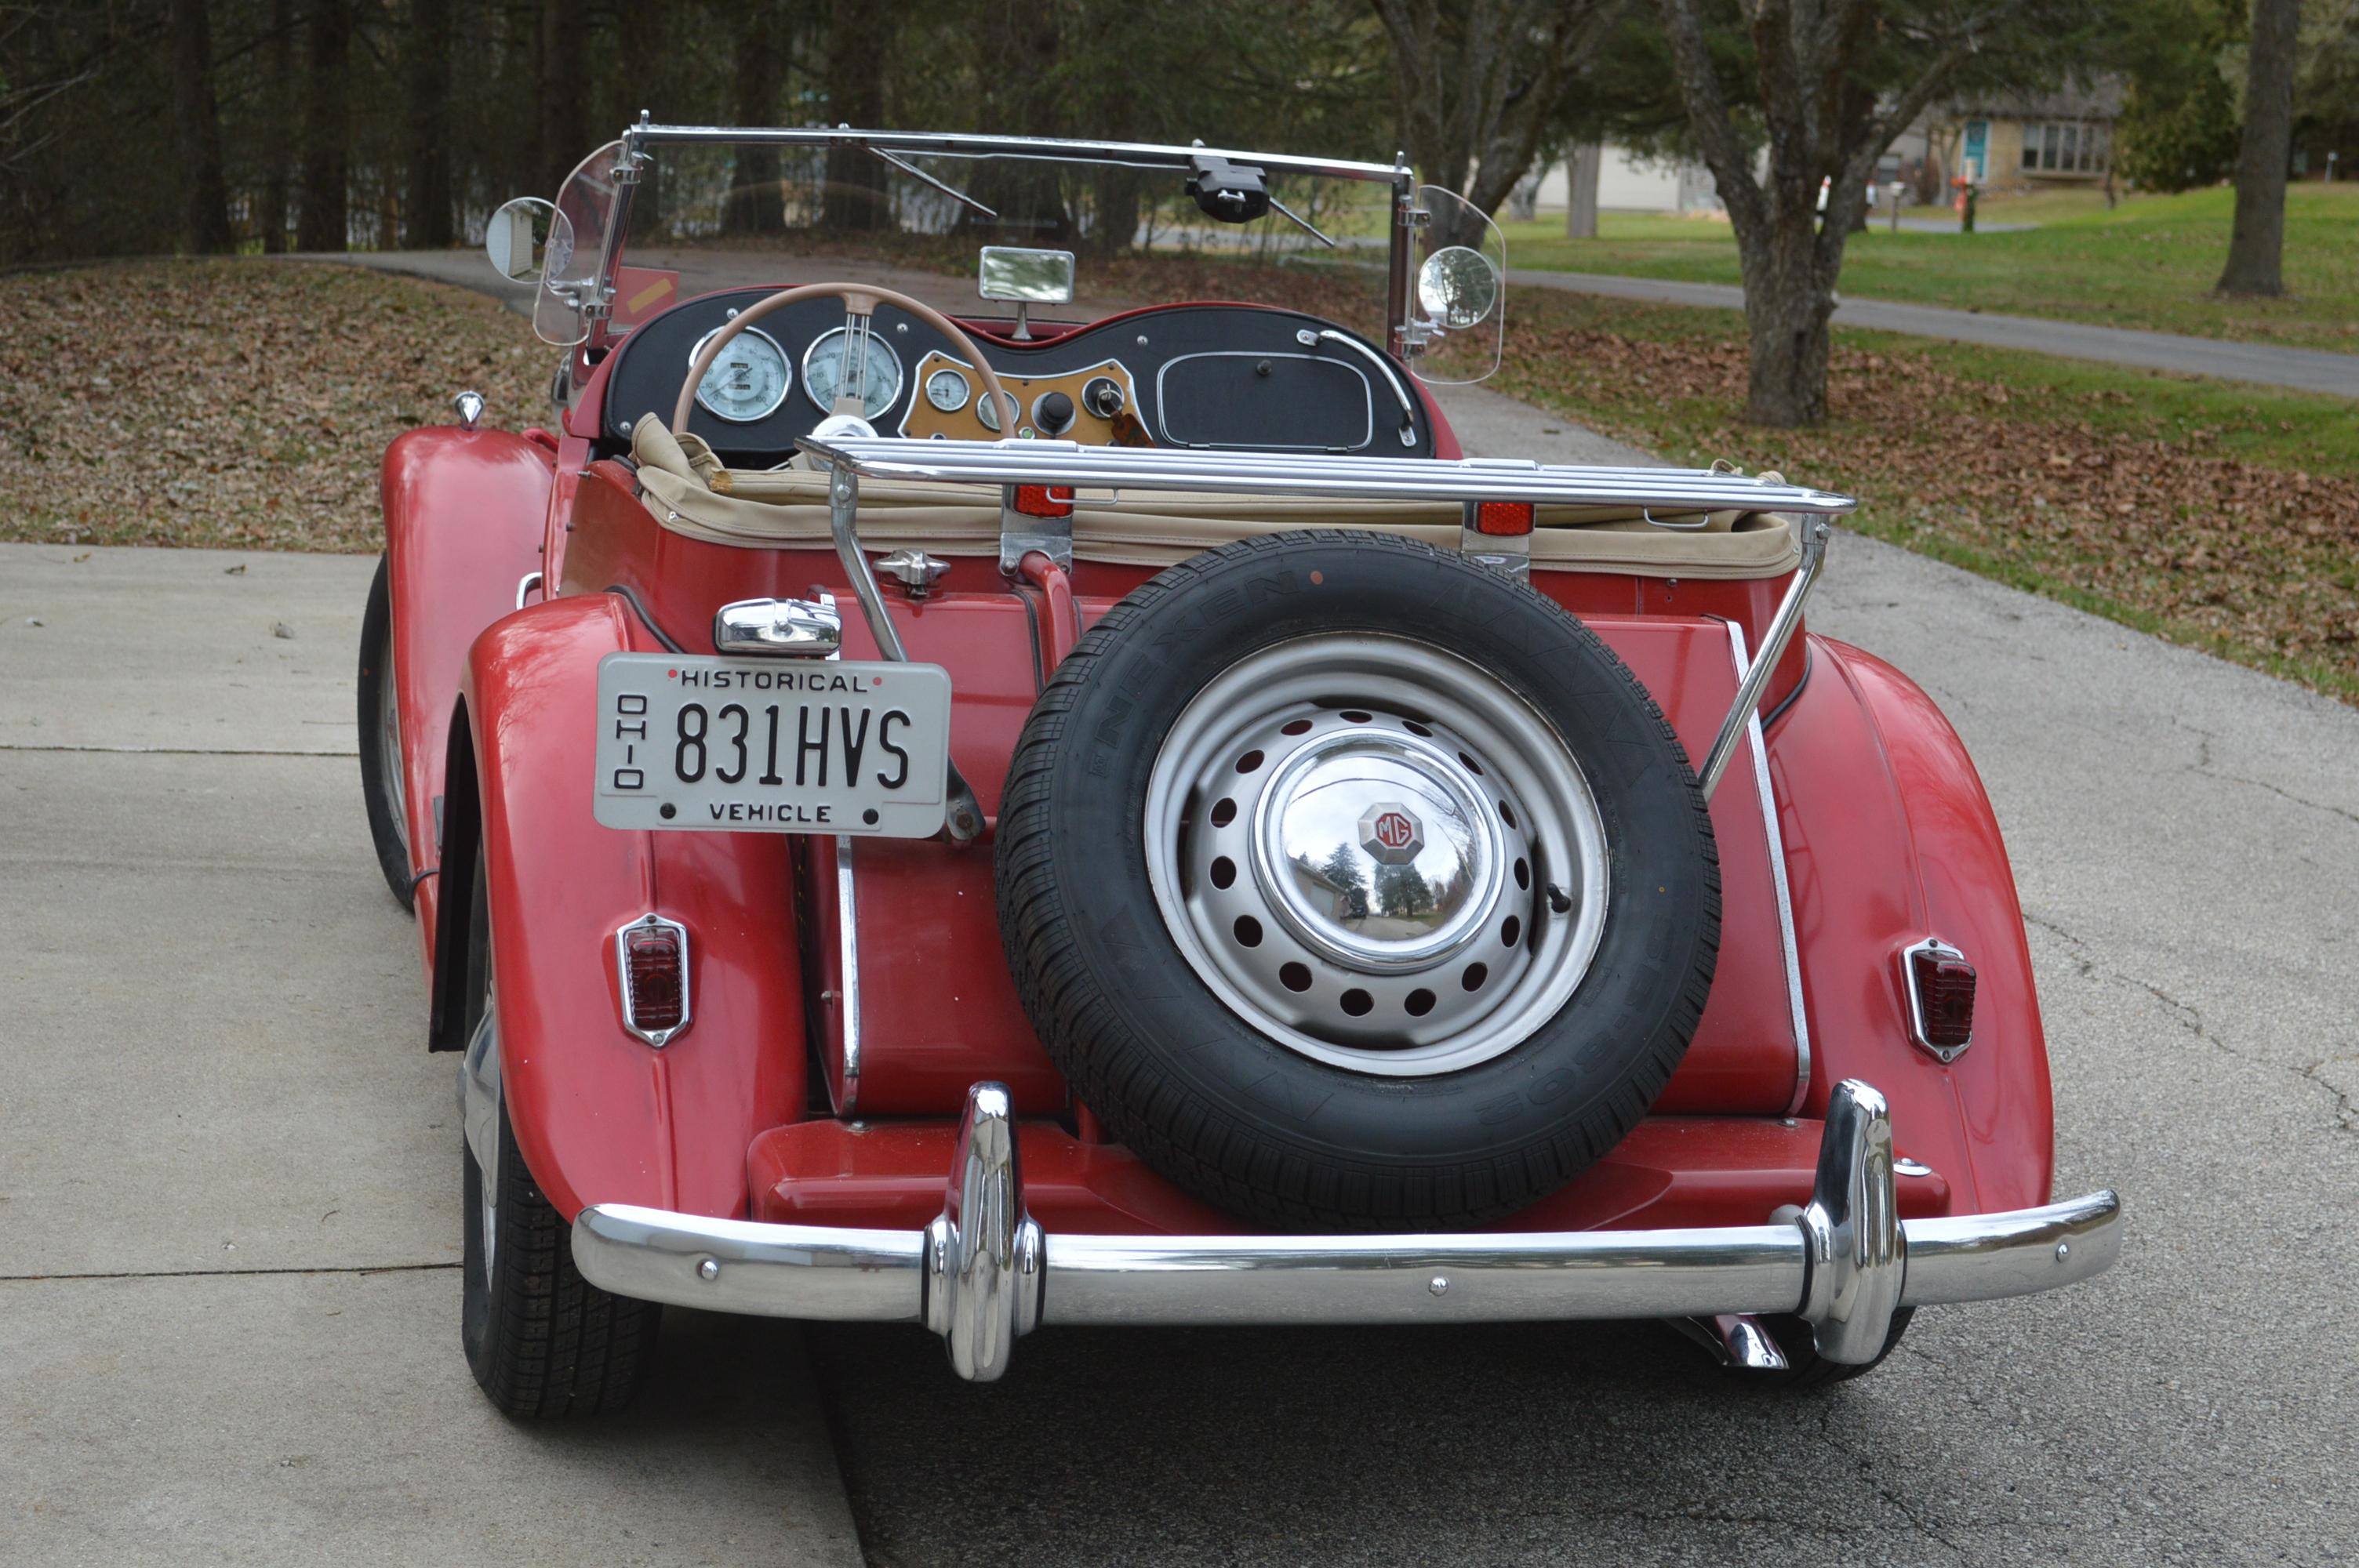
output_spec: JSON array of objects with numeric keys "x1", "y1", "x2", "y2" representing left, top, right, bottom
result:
[
  {"x1": 540, "y1": 130, "x2": 1406, "y2": 355},
  {"x1": 536, "y1": 140, "x2": 627, "y2": 347}
]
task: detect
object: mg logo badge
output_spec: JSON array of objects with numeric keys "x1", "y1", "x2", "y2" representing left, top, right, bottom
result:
[{"x1": 1358, "y1": 804, "x2": 1425, "y2": 866}]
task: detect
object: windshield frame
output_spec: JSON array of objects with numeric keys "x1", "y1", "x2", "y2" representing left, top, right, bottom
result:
[{"x1": 555, "y1": 118, "x2": 1422, "y2": 374}]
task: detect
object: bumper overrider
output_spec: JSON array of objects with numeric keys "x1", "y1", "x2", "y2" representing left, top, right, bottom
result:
[{"x1": 570, "y1": 1079, "x2": 2121, "y2": 1382}]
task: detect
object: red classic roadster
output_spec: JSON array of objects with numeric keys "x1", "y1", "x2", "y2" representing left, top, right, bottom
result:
[{"x1": 360, "y1": 122, "x2": 2120, "y2": 1414}]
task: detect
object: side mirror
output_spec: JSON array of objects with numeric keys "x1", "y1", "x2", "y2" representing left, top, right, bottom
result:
[
  {"x1": 1416, "y1": 245, "x2": 1500, "y2": 330},
  {"x1": 977, "y1": 246, "x2": 1076, "y2": 305},
  {"x1": 485, "y1": 196, "x2": 562, "y2": 283}
]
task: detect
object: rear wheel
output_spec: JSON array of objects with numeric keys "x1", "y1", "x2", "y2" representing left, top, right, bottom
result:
[
  {"x1": 458, "y1": 854, "x2": 660, "y2": 1417},
  {"x1": 357, "y1": 554, "x2": 413, "y2": 910}
]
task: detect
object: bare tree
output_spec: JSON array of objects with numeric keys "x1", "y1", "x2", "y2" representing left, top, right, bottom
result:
[
  {"x1": 723, "y1": 0, "x2": 787, "y2": 236},
  {"x1": 169, "y1": 0, "x2": 234, "y2": 252},
  {"x1": 2215, "y1": 0, "x2": 2299, "y2": 296},
  {"x1": 1371, "y1": 0, "x2": 1607, "y2": 243},
  {"x1": 296, "y1": 0, "x2": 351, "y2": 251},
  {"x1": 260, "y1": 0, "x2": 296, "y2": 252},
  {"x1": 537, "y1": 0, "x2": 588, "y2": 194},
  {"x1": 1655, "y1": 0, "x2": 2072, "y2": 427},
  {"x1": 402, "y1": 0, "x2": 454, "y2": 248},
  {"x1": 822, "y1": 0, "x2": 889, "y2": 230}
]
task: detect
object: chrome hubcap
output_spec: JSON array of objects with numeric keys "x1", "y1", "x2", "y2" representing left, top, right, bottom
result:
[{"x1": 1145, "y1": 634, "x2": 1609, "y2": 1076}]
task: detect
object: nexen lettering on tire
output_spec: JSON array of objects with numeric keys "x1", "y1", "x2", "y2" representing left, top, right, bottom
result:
[{"x1": 994, "y1": 533, "x2": 1720, "y2": 1231}]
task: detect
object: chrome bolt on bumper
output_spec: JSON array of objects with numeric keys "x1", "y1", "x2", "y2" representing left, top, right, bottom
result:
[{"x1": 571, "y1": 1079, "x2": 2122, "y2": 1383}]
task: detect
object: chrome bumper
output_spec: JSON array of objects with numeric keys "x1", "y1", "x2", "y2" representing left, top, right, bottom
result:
[{"x1": 571, "y1": 1079, "x2": 2121, "y2": 1382}]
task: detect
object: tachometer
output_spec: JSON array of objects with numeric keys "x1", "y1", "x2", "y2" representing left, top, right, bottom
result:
[
  {"x1": 685, "y1": 325, "x2": 791, "y2": 423},
  {"x1": 802, "y1": 327, "x2": 904, "y2": 419}
]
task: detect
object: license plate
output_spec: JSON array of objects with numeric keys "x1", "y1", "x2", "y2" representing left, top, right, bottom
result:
[{"x1": 593, "y1": 655, "x2": 953, "y2": 837}]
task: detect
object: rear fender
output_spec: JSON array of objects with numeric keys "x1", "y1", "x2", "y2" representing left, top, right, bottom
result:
[
  {"x1": 380, "y1": 426, "x2": 554, "y2": 991},
  {"x1": 458, "y1": 594, "x2": 810, "y2": 1221},
  {"x1": 1772, "y1": 635, "x2": 2055, "y2": 1214}
]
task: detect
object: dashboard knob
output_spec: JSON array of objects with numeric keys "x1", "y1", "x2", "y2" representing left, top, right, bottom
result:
[
  {"x1": 1033, "y1": 390, "x2": 1077, "y2": 435},
  {"x1": 1081, "y1": 376, "x2": 1125, "y2": 419}
]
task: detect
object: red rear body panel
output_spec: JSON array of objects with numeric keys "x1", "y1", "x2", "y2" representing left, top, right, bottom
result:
[{"x1": 388, "y1": 295, "x2": 2054, "y2": 1239}]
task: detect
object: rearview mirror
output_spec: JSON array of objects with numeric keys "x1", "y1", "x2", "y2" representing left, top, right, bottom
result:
[
  {"x1": 1417, "y1": 245, "x2": 1500, "y2": 329},
  {"x1": 485, "y1": 196, "x2": 562, "y2": 283},
  {"x1": 977, "y1": 246, "x2": 1076, "y2": 305}
]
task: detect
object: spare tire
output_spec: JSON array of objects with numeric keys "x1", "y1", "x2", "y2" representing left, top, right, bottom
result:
[{"x1": 995, "y1": 533, "x2": 1719, "y2": 1229}]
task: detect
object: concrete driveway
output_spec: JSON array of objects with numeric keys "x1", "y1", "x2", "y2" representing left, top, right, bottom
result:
[{"x1": 5, "y1": 387, "x2": 2355, "y2": 1565}]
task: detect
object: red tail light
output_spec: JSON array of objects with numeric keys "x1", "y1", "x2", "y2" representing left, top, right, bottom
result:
[
  {"x1": 617, "y1": 915, "x2": 690, "y2": 1046},
  {"x1": 1012, "y1": 485, "x2": 1075, "y2": 518},
  {"x1": 1473, "y1": 500, "x2": 1535, "y2": 537},
  {"x1": 1904, "y1": 938, "x2": 1974, "y2": 1060}
]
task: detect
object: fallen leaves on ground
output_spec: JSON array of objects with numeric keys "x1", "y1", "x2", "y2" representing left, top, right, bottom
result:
[
  {"x1": 1484, "y1": 305, "x2": 2359, "y2": 688},
  {"x1": 0, "y1": 259, "x2": 547, "y2": 552}
]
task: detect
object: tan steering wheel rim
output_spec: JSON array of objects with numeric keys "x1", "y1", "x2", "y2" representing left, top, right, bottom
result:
[{"x1": 670, "y1": 281, "x2": 1019, "y2": 437}]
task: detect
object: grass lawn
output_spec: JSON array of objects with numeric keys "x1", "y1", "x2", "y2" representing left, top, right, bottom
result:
[
  {"x1": 4, "y1": 254, "x2": 2352, "y2": 703},
  {"x1": 1501, "y1": 183, "x2": 2359, "y2": 351}
]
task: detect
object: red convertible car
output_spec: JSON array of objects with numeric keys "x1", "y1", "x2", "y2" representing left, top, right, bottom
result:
[{"x1": 360, "y1": 121, "x2": 2121, "y2": 1415}]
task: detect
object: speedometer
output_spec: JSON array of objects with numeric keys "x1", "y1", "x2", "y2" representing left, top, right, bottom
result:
[
  {"x1": 802, "y1": 327, "x2": 904, "y2": 419},
  {"x1": 686, "y1": 326, "x2": 791, "y2": 423}
]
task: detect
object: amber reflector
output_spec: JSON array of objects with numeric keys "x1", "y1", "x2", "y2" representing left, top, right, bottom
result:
[
  {"x1": 1910, "y1": 949, "x2": 1976, "y2": 1049},
  {"x1": 623, "y1": 924, "x2": 686, "y2": 1034},
  {"x1": 1473, "y1": 501, "x2": 1535, "y2": 537},
  {"x1": 1013, "y1": 485, "x2": 1076, "y2": 518}
]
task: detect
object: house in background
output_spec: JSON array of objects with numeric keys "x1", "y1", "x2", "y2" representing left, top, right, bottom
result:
[{"x1": 1932, "y1": 82, "x2": 2122, "y2": 194}]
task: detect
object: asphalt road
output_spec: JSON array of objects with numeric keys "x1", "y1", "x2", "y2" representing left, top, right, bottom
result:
[
  {"x1": 1504, "y1": 267, "x2": 2359, "y2": 398},
  {"x1": 7, "y1": 300, "x2": 2355, "y2": 1563}
]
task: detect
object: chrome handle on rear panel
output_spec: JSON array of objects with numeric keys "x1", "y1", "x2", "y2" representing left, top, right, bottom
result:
[{"x1": 712, "y1": 594, "x2": 842, "y2": 658}]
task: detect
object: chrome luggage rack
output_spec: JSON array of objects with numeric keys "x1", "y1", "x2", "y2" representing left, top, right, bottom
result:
[{"x1": 801, "y1": 435, "x2": 1858, "y2": 803}]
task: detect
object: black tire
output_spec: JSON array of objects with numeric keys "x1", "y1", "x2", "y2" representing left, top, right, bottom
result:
[
  {"x1": 1743, "y1": 1308, "x2": 1916, "y2": 1388},
  {"x1": 358, "y1": 554, "x2": 414, "y2": 911},
  {"x1": 458, "y1": 854, "x2": 660, "y2": 1417},
  {"x1": 995, "y1": 532, "x2": 1720, "y2": 1230}
]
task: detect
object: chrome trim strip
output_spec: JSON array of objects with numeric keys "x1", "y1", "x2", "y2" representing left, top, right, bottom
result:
[
  {"x1": 1723, "y1": 622, "x2": 1812, "y2": 1115},
  {"x1": 613, "y1": 913, "x2": 689, "y2": 1047},
  {"x1": 1700, "y1": 517, "x2": 1831, "y2": 800},
  {"x1": 570, "y1": 1079, "x2": 2123, "y2": 1381},
  {"x1": 623, "y1": 123, "x2": 1405, "y2": 185},
  {"x1": 834, "y1": 834, "x2": 861, "y2": 1113},
  {"x1": 798, "y1": 435, "x2": 1859, "y2": 515}
]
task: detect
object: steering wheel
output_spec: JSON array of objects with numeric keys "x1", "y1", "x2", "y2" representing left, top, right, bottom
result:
[{"x1": 671, "y1": 281, "x2": 1019, "y2": 438}]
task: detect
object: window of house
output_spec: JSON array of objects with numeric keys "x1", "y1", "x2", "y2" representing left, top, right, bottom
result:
[{"x1": 2021, "y1": 120, "x2": 2110, "y2": 174}]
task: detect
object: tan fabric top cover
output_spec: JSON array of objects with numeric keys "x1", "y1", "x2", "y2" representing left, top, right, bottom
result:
[{"x1": 627, "y1": 413, "x2": 1800, "y2": 580}]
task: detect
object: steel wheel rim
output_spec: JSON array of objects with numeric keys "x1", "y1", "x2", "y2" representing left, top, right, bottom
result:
[
  {"x1": 379, "y1": 644, "x2": 409, "y2": 860},
  {"x1": 469, "y1": 997, "x2": 498, "y2": 1286},
  {"x1": 1143, "y1": 633, "x2": 1610, "y2": 1076}
]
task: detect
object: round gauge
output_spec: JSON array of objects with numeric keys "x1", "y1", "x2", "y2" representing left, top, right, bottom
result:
[
  {"x1": 685, "y1": 326, "x2": 791, "y2": 423},
  {"x1": 975, "y1": 380, "x2": 1003, "y2": 432},
  {"x1": 802, "y1": 327, "x2": 904, "y2": 419},
  {"x1": 925, "y1": 366, "x2": 972, "y2": 413}
]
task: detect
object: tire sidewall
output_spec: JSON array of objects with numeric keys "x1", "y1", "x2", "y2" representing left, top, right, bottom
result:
[{"x1": 1026, "y1": 534, "x2": 1717, "y2": 1173}]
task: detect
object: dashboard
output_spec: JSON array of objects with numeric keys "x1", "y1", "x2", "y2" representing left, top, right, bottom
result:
[{"x1": 598, "y1": 289, "x2": 1437, "y2": 465}]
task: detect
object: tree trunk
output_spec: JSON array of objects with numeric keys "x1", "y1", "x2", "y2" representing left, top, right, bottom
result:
[
  {"x1": 260, "y1": 0, "x2": 295, "y2": 252},
  {"x1": 1739, "y1": 212, "x2": 1836, "y2": 426},
  {"x1": 296, "y1": 0, "x2": 351, "y2": 252},
  {"x1": 2215, "y1": 0, "x2": 2299, "y2": 296},
  {"x1": 403, "y1": 0, "x2": 454, "y2": 248},
  {"x1": 539, "y1": 0, "x2": 589, "y2": 195},
  {"x1": 169, "y1": 0, "x2": 235, "y2": 253},
  {"x1": 1565, "y1": 143, "x2": 1600, "y2": 237},
  {"x1": 822, "y1": 0, "x2": 888, "y2": 230},
  {"x1": 725, "y1": 0, "x2": 783, "y2": 236}
]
